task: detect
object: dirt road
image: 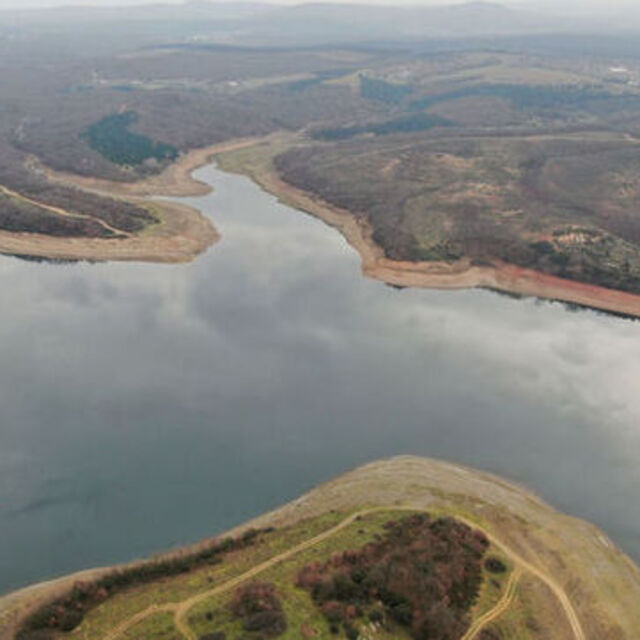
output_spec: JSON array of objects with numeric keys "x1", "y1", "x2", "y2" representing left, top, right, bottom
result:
[
  {"x1": 462, "y1": 569, "x2": 522, "y2": 640},
  {"x1": 0, "y1": 184, "x2": 131, "y2": 238},
  {"x1": 100, "y1": 506, "x2": 585, "y2": 640}
]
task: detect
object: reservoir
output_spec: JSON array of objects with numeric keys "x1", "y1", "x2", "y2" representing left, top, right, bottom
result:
[{"x1": 1, "y1": 163, "x2": 640, "y2": 594}]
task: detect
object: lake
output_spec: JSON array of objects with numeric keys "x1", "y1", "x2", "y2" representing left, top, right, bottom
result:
[{"x1": 1, "y1": 163, "x2": 640, "y2": 594}]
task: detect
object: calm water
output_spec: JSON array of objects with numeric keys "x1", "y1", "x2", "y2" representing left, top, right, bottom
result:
[{"x1": 2, "y1": 164, "x2": 640, "y2": 594}]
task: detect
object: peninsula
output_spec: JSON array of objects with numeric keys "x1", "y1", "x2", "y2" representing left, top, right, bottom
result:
[{"x1": 2, "y1": 457, "x2": 639, "y2": 640}]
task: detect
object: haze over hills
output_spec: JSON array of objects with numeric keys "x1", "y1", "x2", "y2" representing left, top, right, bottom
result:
[
  {"x1": 246, "y1": 2, "x2": 560, "y2": 42},
  {"x1": 2, "y1": 0, "x2": 639, "y2": 44}
]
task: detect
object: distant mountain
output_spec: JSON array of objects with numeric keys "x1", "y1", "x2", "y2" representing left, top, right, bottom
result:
[
  {"x1": 243, "y1": 2, "x2": 564, "y2": 44},
  {"x1": 0, "y1": 2, "x2": 274, "y2": 23},
  {"x1": 0, "y1": 0, "x2": 633, "y2": 52},
  {"x1": 0, "y1": 2, "x2": 277, "y2": 56}
]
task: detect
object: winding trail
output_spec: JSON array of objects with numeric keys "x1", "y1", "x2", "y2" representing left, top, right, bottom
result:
[
  {"x1": 461, "y1": 568, "x2": 522, "y2": 640},
  {"x1": 103, "y1": 511, "x2": 367, "y2": 640},
  {"x1": 0, "y1": 184, "x2": 132, "y2": 238},
  {"x1": 475, "y1": 523, "x2": 585, "y2": 640},
  {"x1": 99, "y1": 507, "x2": 585, "y2": 640}
]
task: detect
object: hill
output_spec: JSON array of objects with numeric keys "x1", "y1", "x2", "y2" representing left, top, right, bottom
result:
[{"x1": 2, "y1": 456, "x2": 639, "y2": 640}]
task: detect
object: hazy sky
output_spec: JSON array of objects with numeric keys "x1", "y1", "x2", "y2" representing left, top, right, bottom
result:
[{"x1": 1, "y1": 0, "x2": 639, "y2": 10}]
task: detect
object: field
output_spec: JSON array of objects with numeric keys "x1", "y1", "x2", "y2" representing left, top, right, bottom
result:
[{"x1": 2, "y1": 457, "x2": 640, "y2": 640}]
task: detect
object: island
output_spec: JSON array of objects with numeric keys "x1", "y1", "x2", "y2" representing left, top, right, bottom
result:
[{"x1": 2, "y1": 456, "x2": 640, "y2": 640}]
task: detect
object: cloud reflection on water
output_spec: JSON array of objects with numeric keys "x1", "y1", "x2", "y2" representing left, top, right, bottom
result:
[{"x1": 0, "y1": 163, "x2": 639, "y2": 593}]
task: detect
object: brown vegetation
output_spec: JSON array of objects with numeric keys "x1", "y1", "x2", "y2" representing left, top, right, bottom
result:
[
  {"x1": 15, "y1": 529, "x2": 271, "y2": 640},
  {"x1": 297, "y1": 514, "x2": 488, "y2": 640},
  {"x1": 230, "y1": 582, "x2": 287, "y2": 637}
]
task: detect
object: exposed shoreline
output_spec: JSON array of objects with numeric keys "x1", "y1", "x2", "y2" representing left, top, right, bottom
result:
[
  {"x1": 3, "y1": 456, "x2": 640, "y2": 639},
  {"x1": 0, "y1": 200, "x2": 218, "y2": 264},
  {"x1": 0, "y1": 138, "x2": 263, "y2": 264},
  {"x1": 226, "y1": 148, "x2": 640, "y2": 319}
]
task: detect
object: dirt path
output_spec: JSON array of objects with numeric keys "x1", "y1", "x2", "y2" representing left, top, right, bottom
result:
[
  {"x1": 0, "y1": 186, "x2": 217, "y2": 263},
  {"x1": 0, "y1": 184, "x2": 131, "y2": 238},
  {"x1": 462, "y1": 569, "x2": 522, "y2": 640},
  {"x1": 99, "y1": 506, "x2": 585, "y2": 640},
  {"x1": 492, "y1": 540, "x2": 585, "y2": 640},
  {"x1": 103, "y1": 510, "x2": 367, "y2": 640},
  {"x1": 100, "y1": 604, "x2": 178, "y2": 640},
  {"x1": 398, "y1": 507, "x2": 586, "y2": 640}
]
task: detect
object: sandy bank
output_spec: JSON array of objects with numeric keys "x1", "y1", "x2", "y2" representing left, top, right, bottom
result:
[
  {"x1": 244, "y1": 160, "x2": 640, "y2": 319},
  {"x1": 0, "y1": 200, "x2": 218, "y2": 264}
]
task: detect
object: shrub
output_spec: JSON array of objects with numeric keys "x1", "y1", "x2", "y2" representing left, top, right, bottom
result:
[
  {"x1": 17, "y1": 529, "x2": 273, "y2": 639},
  {"x1": 344, "y1": 622, "x2": 359, "y2": 640},
  {"x1": 231, "y1": 582, "x2": 287, "y2": 638},
  {"x1": 484, "y1": 557, "x2": 507, "y2": 574},
  {"x1": 243, "y1": 611, "x2": 287, "y2": 635},
  {"x1": 296, "y1": 514, "x2": 489, "y2": 640},
  {"x1": 369, "y1": 609, "x2": 384, "y2": 623},
  {"x1": 321, "y1": 601, "x2": 344, "y2": 624},
  {"x1": 390, "y1": 601, "x2": 413, "y2": 626},
  {"x1": 58, "y1": 611, "x2": 84, "y2": 632}
]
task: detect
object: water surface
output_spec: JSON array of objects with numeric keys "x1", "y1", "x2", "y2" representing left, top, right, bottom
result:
[{"x1": 2, "y1": 164, "x2": 640, "y2": 593}]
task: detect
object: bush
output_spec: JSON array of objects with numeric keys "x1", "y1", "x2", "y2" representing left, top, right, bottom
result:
[
  {"x1": 231, "y1": 582, "x2": 287, "y2": 638},
  {"x1": 243, "y1": 611, "x2": 287, "y2": 635},
  {"x1": 296, "y1": 514, "x2": 489, "y2": 640},
  {"x1": 390, "y1": 601, "x2": 413, "y2": 626},
  {"x1": 17, "y1": 529, "x2": 273, "y2": 639},
  {"x1": 484, "y1": 557, "x2": 507, "y2": 574},
  {"x1": 58, "y1": 611, "x2": 84, "y2": 632},
  {"x1": 321, "y1": 601, "x2": 344, "y2": 624},
  {"x1": 369, "y1": 609, "x2": 384, "y2": 623}
]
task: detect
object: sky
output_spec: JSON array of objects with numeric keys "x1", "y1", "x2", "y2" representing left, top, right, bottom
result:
[{"x1": 0, "y1": 0, "x2": 638, "y2": 10}]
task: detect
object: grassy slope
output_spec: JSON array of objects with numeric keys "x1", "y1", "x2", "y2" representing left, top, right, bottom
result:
[
  {"x1": 234, "y1": 456, "x2": 640, "y2": 639},
  {"x1": 2, "y1": 456, "x2": 640, "y2": 640}
]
